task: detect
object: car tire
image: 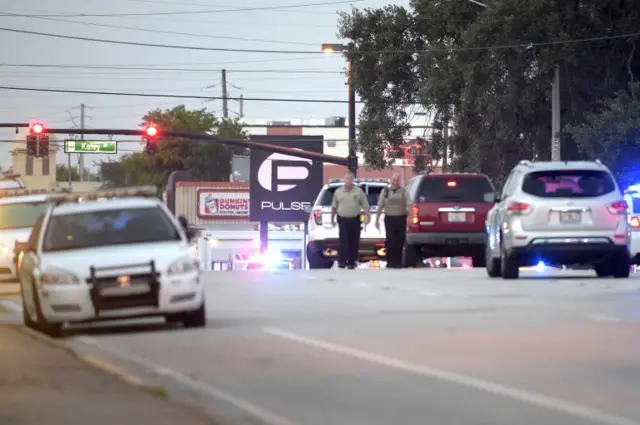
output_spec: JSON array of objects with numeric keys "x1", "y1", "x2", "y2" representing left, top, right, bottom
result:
[
  {"x1": 307, "y1": 247, "x2": 333, "y2": 269},
  {"x1": 594, "y1": 262, "x2": 612, "y2": 277},
  {"x1": 500, "y1": 242, "x2": 519, "y2": 280},
  {"x1": 612, "y1": 251, "x2": 631, "y2": 279},
  {"x1": 485, "y1": 243, "x2": 501, "y2": 278},
  {"x1": 183, "y1": 302, "x2": 207, "y2": 328},
  {"x1": 402, "y1": 244, "x2": 421, "y2": 268},
  {"x1": 31, "y1": 280, "x2": 63, "y2": 338}
]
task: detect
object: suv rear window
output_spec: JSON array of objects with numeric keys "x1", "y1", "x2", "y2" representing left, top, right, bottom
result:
[
  {"x1": 316, "y1": 185, "x2": 385, "y2": 208},
  {"x1": 522, "y1": 170, "x2": 616, "y2": 198},
  {"x1": 417, "y1": 177, "x2": 494, "y2": 202}
]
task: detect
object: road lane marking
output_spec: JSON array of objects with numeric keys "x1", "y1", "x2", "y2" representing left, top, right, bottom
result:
[
  {"x1": 81, "y1": 354, "x2": 144, "y2": 386},
  {"x1": 354, "y1": 282, "x2": 370, "y2": 287},
  {"x1": 263, "y1": 327, "x2": 640, "y2": 425},
  {"x1": 585, "y1": 314, "x2": 619, "y2": 323},
  {"x1": 419, "y1": 291, "x2": 439, "y2": 297},
  {"x1": 73, "y1": 338, "x2": 301, "y2": 425}
]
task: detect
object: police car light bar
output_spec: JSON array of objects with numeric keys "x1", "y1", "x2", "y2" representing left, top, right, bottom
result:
[
  {"x1": 0, "y1": 187, "x2": 70, "y2": 199},
  {"x1": 0, "y1": 173, "x2": 22, "y2": 180},
  {"x1": 50, "y1": 185, "x2": 158, "y2": 205}
]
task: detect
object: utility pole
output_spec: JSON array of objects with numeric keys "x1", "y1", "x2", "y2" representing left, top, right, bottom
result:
[
  {"x1": 79, "y1": 103, "x2": 86, "y2": 181},
  {"x1": 239, "y1": 94, "x2": 244, "y2": 118},
  {"x1": 442, "y1": 120, "x2": 449, "y2": 173},
  {"x1": 221, "y1": 69, "x2": 229, "y2": 118},
  {"x1": 551, "y1": 66, "x2": 561, "y2": 161}
]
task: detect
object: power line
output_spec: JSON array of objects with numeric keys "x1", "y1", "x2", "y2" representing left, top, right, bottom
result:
[
  {"x1": 1, "y1": 26, "x2": 639, "y2": 55},
  {"x1": 0, "y1": 85, "x2": 359, "y2": 103},
  {"x1": 0, "y1": 0, "x2": 360, "y2": 17},
  {"x1": 0, "y1": 64, "x2": 341, "y2": 73},
  {"x1": 0, "y1": 12, "x2": 320, "y2": 46}
]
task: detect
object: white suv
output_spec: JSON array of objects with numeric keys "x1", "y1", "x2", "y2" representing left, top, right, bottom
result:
[
  {"x1": 306, "y1": 178, "x2": 388, "y2": 268},
  {"x1": 485, "y1": 160, "x2": 630, "y2": 279},
  {"x1": 623, "y1": 184, "x2": 640, "y2": 264}
]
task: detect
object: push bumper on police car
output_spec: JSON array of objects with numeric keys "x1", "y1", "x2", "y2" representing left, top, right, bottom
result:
[{"x1": 35, "y1": 260, "x2": 203, "y2": 324}]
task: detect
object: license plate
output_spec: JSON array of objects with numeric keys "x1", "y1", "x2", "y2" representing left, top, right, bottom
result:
[
  {"x1": 560, "y1": 211, "x2": 581, "y2": 223},
  {"x1": 100, "y1": 283, "x2": 150, "y2": 296},
  {"x1": 448, "y1": 212, "x2": 466, "y2": 222}
]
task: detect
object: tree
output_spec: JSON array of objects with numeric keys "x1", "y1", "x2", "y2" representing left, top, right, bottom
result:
[
  {"x1": 120, "y1": 105, "x2": 247, "y2": 190},
  {"x1": 566, "y1": 82, "x2": 640, "y2": 187},
  {"x1": 56, "y1": 164, "x2": 97, "y2": 182},
  {"x1": 338, "y1": 0, "x2": 640, "y2": 184}
]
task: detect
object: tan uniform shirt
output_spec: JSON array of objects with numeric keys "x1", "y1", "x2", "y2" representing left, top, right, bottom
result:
[
  {"x1": 378, "y1": 186, "x2": 410, "y2": 216},
  {"x1": 332, "y1": 185, "x2": 369, "y2": 218}
]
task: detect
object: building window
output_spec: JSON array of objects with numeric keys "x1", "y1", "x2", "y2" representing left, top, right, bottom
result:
[
  {"x1": 25, "y1": 156, "x2": 34, "y2": 176},
  {"x1": 42, "y1": 156, "x2": 50, "y2": 175}
]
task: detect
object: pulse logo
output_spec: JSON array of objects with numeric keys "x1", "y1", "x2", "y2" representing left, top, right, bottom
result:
[{"x1": 257, "y1": 152, "x2": 313, "y2": 192}]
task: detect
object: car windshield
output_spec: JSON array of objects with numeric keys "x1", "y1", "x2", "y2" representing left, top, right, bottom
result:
[
  {"x1": 42, "y1": 206, "x2": 181, "y2": 252},
  {"x1": 522, "y1": 170, "x2": 616, "y2": 198},
  {"x1": 417, "y1": 177, "x2": 494, "y2": 202},
  {"x1": 316, "y1": 185, "x2": 385, "y2": 209},
  {"x1": 0, "y1": 201, "x2": 53, "y2": 230}
]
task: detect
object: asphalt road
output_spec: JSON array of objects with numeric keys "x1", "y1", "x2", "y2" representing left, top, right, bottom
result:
[{"x1": 2, "y1": 268, "x2": 640, "y2": 425}]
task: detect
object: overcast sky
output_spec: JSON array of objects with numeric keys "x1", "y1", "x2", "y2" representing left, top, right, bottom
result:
[{"x1": 0, "y1": 0, "x2": 407, "y2": 170}]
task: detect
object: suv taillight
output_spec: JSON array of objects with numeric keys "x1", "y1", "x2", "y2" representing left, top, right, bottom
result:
[
  {"x1": 607, "y1": 200, "x2": 628, "y2": 215},
  {"x1": 631, "y1": 216, "x2": 640, "y2": 228},
  {"x1": 407, "y1": 203, "x2": 420, "y2": 232},
  {"x1": 310, "y1": 208, "x2": 323, "y2": 225},
  {"x1": 506, "y1": 201, "x2": 531, "y2": 215}
]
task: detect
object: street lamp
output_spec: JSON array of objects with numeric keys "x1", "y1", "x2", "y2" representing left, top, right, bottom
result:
[
  {"x1": 466, "y1": 0, "x2": 560, "y2": 160},
  {"x1": 322, "y1": 43, "x2": 358, "y2": 176}
]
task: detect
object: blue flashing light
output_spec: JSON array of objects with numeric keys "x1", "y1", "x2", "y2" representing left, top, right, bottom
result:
[{"x1": 535, "y1": 261, "x2": 546, "y2": 272}]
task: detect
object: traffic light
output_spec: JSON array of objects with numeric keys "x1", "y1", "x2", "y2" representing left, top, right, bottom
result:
[
  {"x1": 26, "y1": 134, "x2": 38, "y2": 157},
  {"x1": 143, "y1": 125, "x2": 158, "y2": 156},
  {"x1": 38, "y1": 135, "x2": 50, "y2": 157},
  {"x1": 347, "y1": 154, "x2": 358, "y2": 174},
  {"x1": 31, "y1": 123, "x2": 44, "y2": 134}
]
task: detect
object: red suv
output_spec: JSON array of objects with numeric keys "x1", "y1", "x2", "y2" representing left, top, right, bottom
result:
[{"x1": 404, "y1": 172, "x2": 496, "y2": 267}]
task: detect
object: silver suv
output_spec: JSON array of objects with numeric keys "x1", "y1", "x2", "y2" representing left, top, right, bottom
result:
[{"x1": 485, "y1": 160, "x2": 630, "y2": 279}]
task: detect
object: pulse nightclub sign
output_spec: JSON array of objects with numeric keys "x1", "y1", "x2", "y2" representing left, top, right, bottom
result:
[{"x1": 249, "y1": 135, "x2": 324, "y2": 222}]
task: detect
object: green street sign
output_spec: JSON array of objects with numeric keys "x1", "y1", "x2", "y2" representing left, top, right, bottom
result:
[{"x1": 64, "y1": 140, "x2": 117, "y2": 154}]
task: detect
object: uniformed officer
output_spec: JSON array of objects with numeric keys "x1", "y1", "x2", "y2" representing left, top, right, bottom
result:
[
  {"x1": 331, "y1": 172, "x2": 370, "y2": 269},
  {"x1": 375, "y1": 173, "x2": 410, "y2": 268}
]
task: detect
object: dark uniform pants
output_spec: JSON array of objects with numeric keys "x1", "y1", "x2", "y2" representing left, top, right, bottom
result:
[
  {"x1": 384, "y1": 215, "x2": 407, "y2": 268},
  {"x1": 338, "y1": 215, "x2": 361, "y2": 267}
]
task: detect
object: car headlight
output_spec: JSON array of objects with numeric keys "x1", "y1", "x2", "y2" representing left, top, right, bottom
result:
[
  {"x1": 40, "y1": 268, "x2": 80, "y2": 285},
  {"x1": 167, "y1": 257, "x2": 199, "y2": 275}
]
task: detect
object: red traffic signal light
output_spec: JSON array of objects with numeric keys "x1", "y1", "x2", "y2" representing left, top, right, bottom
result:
[
  {"x1": 31, "y1": 122, "x2": 44, "y2": 134},
  {"x1": 145, "y1": 126, "x2": 158, "y2": 137}
]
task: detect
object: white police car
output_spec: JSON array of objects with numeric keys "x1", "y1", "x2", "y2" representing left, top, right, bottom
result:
[
  {"x1": 17, "y1": 186, "x2": 205, "y2": 336},
  {"x1": 306, "y1": 178, "x2": 388, "y2": 268},
  {"x1": 0, "y1": 188, "x2": 68, "y2": 282}
]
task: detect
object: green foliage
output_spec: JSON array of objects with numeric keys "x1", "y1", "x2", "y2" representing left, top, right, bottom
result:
[
  {"x1": 118, "y1": 105, "x2": 247, "y2": 190},
  {"x1": 56, "y1": 164, "x2": 98, "y2": 182},
  {"x1": 566, "y1": 82, "x2": 640, "y2": 185},
  {"x1": 338, "y1": 0, "x2": 640, "y2": 183}
]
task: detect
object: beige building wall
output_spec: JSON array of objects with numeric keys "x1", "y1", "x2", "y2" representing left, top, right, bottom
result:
[{"x1": 9, "y1": 129, "x2": 58, "y2": 189}]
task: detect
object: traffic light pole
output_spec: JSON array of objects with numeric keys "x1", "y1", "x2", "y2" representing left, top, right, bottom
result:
[
  {"x1": 347, "y1": 59, "x2": 358, "y2": 177},
  {"x1": 42, "y1": 128, "x2": 351, "y2": 167}
]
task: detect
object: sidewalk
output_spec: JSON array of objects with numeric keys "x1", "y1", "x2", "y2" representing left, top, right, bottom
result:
[{"x1": 0, "y1": 325, "x2": 220, "y2": 425}]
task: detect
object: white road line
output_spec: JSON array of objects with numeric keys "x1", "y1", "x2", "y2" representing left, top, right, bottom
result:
[
  {"x1": 263, "y1": 327, "x2": 640, "y2": 425},
  {"x1": 419, "y1": 291, "x2": 439, "y2": 297},
  {"x1": 585, "y1": 314, "x2": 620, "y2": 323},
  {"x1": 73, "y1": 338, "x2": 301, "y2": 425},
  {"x1": 0, "y1": 300, "x2": 22, "y2": 313},
  {"x1": 299, "y1": 275, "x2": 318, "y2": 280},
  {"x1": 354, "y1": 282, "x2": 370, "y2": 287}
]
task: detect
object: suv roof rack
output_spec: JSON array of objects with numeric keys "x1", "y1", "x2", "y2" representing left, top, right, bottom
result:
[
  {"x1": 49, "y1": 185, "x2": 158, "y2": 206},
  {"x1": 0, "y1": 187, "x2": 70, "y2": 199}
]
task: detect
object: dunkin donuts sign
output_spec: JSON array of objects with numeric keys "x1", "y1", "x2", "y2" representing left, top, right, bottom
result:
[{"x1": 197, "y1": 190, "x2": 250, "y2": 218}]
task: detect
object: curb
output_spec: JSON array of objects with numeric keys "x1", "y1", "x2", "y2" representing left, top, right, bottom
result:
[{"x1": 18, "y1": 327, "x2": 224, "y2": 425}]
